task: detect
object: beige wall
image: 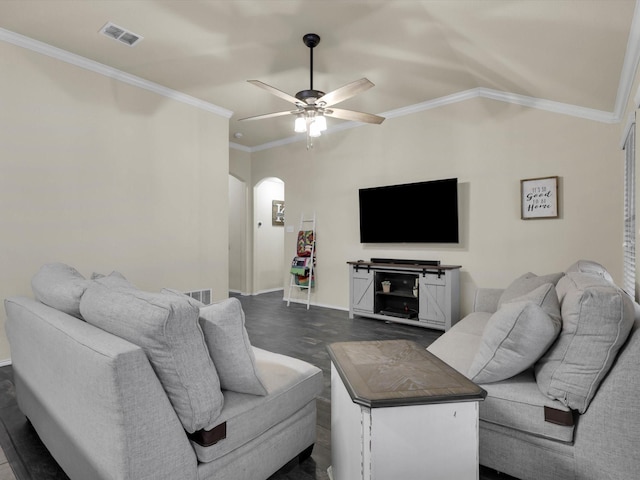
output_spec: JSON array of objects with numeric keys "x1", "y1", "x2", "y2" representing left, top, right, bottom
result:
[
  {"x1": 252, "y1": 96, "x2": 624, "y2": 314},
  {"x1": 0, "y1": 41, "x2": 230, "y2": 361}
]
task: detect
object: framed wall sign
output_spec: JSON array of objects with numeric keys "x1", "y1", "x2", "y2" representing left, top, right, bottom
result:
[
  {"x1": 272, "y1": 200, "x2": 285, "y2": 226},
  {"x1": 521, "y1": 176, "x2": 559, "y2": 219}
]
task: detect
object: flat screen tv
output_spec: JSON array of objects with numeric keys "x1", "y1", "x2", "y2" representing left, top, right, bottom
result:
[{"x1": 358, "y1": 178, "x2": 459, "y2": 243}]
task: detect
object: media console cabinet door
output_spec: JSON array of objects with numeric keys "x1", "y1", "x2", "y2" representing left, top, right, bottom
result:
[
  {"x1": 350, "y1": 267, "x2": 374, "y2": 316},
  {"x1": 331, "y1": 363, "x2": 480, "y2": 480},
  {"x1": 418, "y1": 269, "x2": 460, "y2": 330}
]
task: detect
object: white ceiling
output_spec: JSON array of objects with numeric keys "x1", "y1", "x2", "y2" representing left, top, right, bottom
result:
[{"x1": 0, "y1": 0, "x2": 637, "y2": 150}]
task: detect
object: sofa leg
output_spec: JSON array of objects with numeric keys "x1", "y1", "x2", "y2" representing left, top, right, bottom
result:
[{"x1": 299, "y1": 444, "x2": 314, "y2": 461}]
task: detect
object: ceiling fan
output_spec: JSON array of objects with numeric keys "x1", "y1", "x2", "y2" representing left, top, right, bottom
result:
[{"x1": 239, "y1": 33, "x2": 385, "y2": 148}]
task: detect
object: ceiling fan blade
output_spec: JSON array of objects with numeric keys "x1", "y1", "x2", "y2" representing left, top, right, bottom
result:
[
  {"x1": 326, "y1": 108, "x2": 385, "y2": 124},
  {"x1": 319, "y1": 78, "x2": 375, "y2": 107},
  {"x1": 238, "y1": 110, "x2": 296, "y2": 122},
  {"x1": 247, "y1": 80, "x2": 301, "y2": 105}
]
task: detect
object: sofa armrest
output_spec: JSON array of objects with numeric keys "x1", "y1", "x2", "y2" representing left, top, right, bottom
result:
[
  {"x1": 5, "y1": 297, "x2": 198, "y2": 480},
  {"x1": 573, "y1": 318, "x2": 640, "y2": 478},
  {"x1": 473, "y1": 288, "x2": 503, "y2": 313}
]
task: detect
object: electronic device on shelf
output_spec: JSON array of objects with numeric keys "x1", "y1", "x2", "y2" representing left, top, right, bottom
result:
[
  {"x1": 371, "y1": 258, "x2": 441, "y2": 266},
  {"x1": 358, "y1": 178, "x2": 459, "y2": 244}
]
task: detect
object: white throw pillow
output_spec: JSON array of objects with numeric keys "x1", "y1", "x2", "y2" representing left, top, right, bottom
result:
[
  {"x1": 199, "y1": 298, "x2": 268, "y2": 396},
  {"x1": 468, "y1": 283, "x2": 561, "y2": 384}
]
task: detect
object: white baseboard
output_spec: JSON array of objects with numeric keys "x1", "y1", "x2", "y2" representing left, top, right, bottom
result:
[
  {"x1": 283, "y1": 297, "x2": 348, "y2": 312},
  {"x1": 254, "y1": 288, "x2": 285, "y2": 295},
  {"x1": 0, "y1": 358, "x2": 12, "y2": 367},
  {"x1": 228, "y1": 289, "x2": 251, "y2": 296}
]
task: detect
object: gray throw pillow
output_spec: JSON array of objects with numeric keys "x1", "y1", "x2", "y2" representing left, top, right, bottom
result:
[
  {"x1": 565, "y1": 260, "x2": 614, "y2": 284},
  {"x1": 468, "y1": 283, "x2": 561, "y2": 384},
  {"x1": 80, "y1": 283, "x2": 224, "y2": 433},
  {"x1": 498, "y1": 271, "x2": 565, "y2": 309},
  {"x1": 31, "y1": 263, "x2": 89, "y2": 318},
  {"x1": 199, "y1": 298, "x2": 268, "y2": 396},
  {"x1": 535, "y1": 272, "x2": 635, "y2": 413}
]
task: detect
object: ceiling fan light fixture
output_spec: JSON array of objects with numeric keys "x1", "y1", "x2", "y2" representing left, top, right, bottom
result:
[
  {"x1": 294, "y1": 115, "x2": 306, "y2": 133},
  {"x1": 309, "y1": 120, "x2": 322, "y2": 138}
]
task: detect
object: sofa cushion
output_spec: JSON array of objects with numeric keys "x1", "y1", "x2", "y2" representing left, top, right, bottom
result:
[
  {"x1": 198, "y1": 298, "x2": 267, "y2": 396},
  {"x1": 468, "y1": 284, "x2": 561, "y2": 384},
  {"x1": 480, "y1": 370, "x2": 575, "y2": 443},
  {"x1": 31, "y1": 263, "x2": 89, "y2": 318},
  {"x1": 79, "y1": 283, "x2": 224, "y2": 433},
  {"x1": 535, "y1": 272, "x2": 635, "y2": 413},
  {"x1": 498, "y1": 271, "x2": 564, "y2": 309},
  {"x1": 191, "y1": 347, "x2": 323, "y2": 463}
]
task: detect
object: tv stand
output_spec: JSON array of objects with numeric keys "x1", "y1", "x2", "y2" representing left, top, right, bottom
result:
[{"x1": 347, "y1": 261, "x2": 461, "y2": 331}]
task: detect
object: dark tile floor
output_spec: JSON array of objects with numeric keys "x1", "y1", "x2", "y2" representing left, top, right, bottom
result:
[{"x1": 0, "y1": 291, "x2": 514, "y2": 479}]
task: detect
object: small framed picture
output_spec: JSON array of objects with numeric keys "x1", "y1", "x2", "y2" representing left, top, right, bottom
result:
[
  {"x1": 520, "y1": 176, "x2": 559, "y2": 219},
  {"x1": 272, "y1": 200, "x2": 285, "y2": 226}
]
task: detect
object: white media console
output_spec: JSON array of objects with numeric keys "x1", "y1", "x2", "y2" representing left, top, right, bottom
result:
[{"x1": 347, "y1": 260, "x2": 461, "y2": 331}]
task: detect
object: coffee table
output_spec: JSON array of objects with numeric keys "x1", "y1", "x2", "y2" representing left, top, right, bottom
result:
[{"x1": 327, "y1": 339, "x2": 486, "y2": 480}]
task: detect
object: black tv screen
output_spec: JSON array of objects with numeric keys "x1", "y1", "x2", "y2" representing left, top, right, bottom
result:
[{"x1": 359, "y1": 178, "x2": 459, "y2": 243}]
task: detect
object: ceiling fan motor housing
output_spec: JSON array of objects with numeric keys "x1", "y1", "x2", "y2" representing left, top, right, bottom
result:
[{"x1": 295, "y1": 89, "x2": 325, "y2": 104}]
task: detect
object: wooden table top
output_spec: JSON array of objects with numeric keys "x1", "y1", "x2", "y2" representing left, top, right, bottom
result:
[{"x1": 327, "y1": 340, "x2": 486, "y2": 408}]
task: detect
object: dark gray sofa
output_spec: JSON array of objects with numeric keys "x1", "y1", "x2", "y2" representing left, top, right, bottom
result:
[{"x1": 428, "y1": 260, "x2": 640, "y2": 480}]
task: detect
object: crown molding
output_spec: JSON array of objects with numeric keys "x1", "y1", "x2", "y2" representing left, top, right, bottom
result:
[
  {"x1": 4, "y1": 0, "x2": 640, "y2": 156},
  {"x1": 239, "y1": 87, "x2": 618, "y2": 152},
  {"x1": 229, "y1": 142, "x2": 252, "y2": 153},
  {"x1": 0, "y1": 27, "x2": 233, "y2": 119},
  {"x1": 476, "y1": 88, "x2": 618, "y2": 123}
]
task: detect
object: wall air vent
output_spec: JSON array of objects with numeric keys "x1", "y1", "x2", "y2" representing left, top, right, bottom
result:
[
  {"x1": 99, "y1": 22, "x2": 143, "y2": 47},
  {"x1": 184, "y1": 289, "x2": 213, "y2": 306}
]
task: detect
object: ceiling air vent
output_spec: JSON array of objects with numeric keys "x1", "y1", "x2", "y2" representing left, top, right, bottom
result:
[{"x1": 99, "y1": 22, "x2": 143, "y2": 47}]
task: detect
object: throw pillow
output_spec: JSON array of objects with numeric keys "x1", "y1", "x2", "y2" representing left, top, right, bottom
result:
[
  {"x1": 565, "y1": 260, "x2": 614, "y2": 284},
  {"x1": 199, "y1": 298, "x2": 268, "y2": 396},
  {"x1": 498, "y1": 271, "x2": 565, "y2": 309},
  {"x1": 31, "y1": 263, "x2": 89, "y2": 318},
  {"x1": 468, "y1": 283, "x2": 561, "y2": 384},
  {"x1": 535, "y1": 272, "x2": 635, "y2": 413},
  {"x1": 80, "y1": 283, "x2": 224, "y2": 433}
]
